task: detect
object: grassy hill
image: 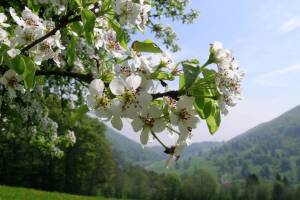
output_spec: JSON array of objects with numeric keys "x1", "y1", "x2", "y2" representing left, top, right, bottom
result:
[
  {"x1": 0, "y1": 185, "x2": 112, "y2": 200},
  {"x1": 145, "y1": 105, "x2": 300, "y2": 183}
]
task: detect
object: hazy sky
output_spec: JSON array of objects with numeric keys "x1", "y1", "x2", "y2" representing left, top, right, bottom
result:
[{"x1": 107, "y1": 0, "x2": 300, "y2": 145}]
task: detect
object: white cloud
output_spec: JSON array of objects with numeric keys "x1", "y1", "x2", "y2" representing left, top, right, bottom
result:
[
  {"x1": 254, "y1": 64, "x2": 300, "y2": 87},
  {"x1": 279, "y1": 16, "x2": 300, "y2": 33}
]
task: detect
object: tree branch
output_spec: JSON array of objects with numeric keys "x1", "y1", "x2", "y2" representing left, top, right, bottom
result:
[
  {"x1": 151, "y1": 90, "x2": 180, "y2": 100},
  {"x1": 35, "y1": 69, "x2": 182, "y2": 99},
  {"x1": 21, "y1": 15, "x2": 80, "y2": 53},
  {"x1": 35, "y1": 70, "x2": 94, "y2": 83}
]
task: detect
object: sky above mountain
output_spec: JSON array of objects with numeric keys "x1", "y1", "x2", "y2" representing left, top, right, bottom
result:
[{"x1": 107, "y1": 0, "x2": 300, "y2": 145}]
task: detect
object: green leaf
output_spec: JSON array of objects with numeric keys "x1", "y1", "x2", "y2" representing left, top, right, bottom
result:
[
  {"x1": 203, "y1": 100, "x2": 213, "y2": 117},
  {"x1": 81, "y1": 9, "x2": 96, "y2": 44},
  {"x1": 0, "y1": 44, "x2": 10, "y2": 65},
  {"x1": 22, "y1": 56, "x2": 36, "y2": 89},
  {"x1": 10, "y1": 56, "x2": 26, "y2": 75},
  {"x1": 73, "y1": 0, "x2": 82, "y2": 7},
  {"x1": 27, "y1": 0, "x2": 40, "y2": 12},
  {"x1": 69, "y1": 105, "x2": 89, "y2": 125},
  {"x1": 194, "y1": 97, "x2": 213, "y2": 119},
  {"x1": 67, "y1": 38, "x2": 77, "y2": 65},
  {"x1": 132, "y1": 40, "x2": 162, "y2": 53},
  {"x1": 70, "y1": 21, "x2": 84, "y2": 36},
  {"x1": 182, "y1": 62, "x2": 200, "y2": 90},
  {"x1": 110, "y1": 20, "x2": 128, "y2": 49},
  {"x1": 151, "y1": 71, "x2": 175, "y2": 81},
  {"x1": 190, "y1": 75, "x2": 219, "y2": 98},
  {"x1": 201, "y1": 68, "x2": 216, "y2": 79},
  {"x1": 179, "y1": 73, "x2": 185, "y2": 90},
  {"x1": 206, "y1": 104, "x2": 221, "y2": 134}
]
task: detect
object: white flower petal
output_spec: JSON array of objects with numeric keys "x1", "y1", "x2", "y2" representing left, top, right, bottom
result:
[
  {"x1": 87, "y1": 95, "x2": 96, "y2": 108},
  {"x1": 185, "y1": 115, "x2": 199, "y2": 128},
  {"x1": 177, "y1": 96, "x2": 194, "y2": 110},
  {"x1": 125, "y1": 104, "x2": 139, "y2": 118},
  {"x1": 7, "y1": 49, "x2": 21, "y2": 58},
  {"x1": 95, "y1": 107, "x2": 111, "y2": 119},
  {"x1": 109, "y1": 78, "x2": 125, "y2": 95},
  {"x1": 131, "y1": 118, "x2": 144, "y2": 132},
  {"x1": 111, "y1": 116, "x2": 123, "y2": 130},
  {"x1": 0, "y1": 13, "x2": 6, "y2": 23},
  {"x1": 152, "y1": 119, "x2": 165, "y2": 133},
  {"x1": 140, "y1": 127, "x2": 150, "y2": 145},
  {"x1": 125, "y1": 74, "x2": 141, "y2": 91},
  {"x1": 137, "y1": 91, "x2": 152, "y2": 107},
  {"x1": 170, "y1": 113, "x2": 179, "y2": 125},
  {"x1": 9, "y1": 7, "x2": 24, "y2": 26},
  {"x1": 111, "y1": 98, "x2": 123, "y2": 116},
  {"x1": 89, "y1": 79, "x2": 104, "y2": 96},
  {"x1": 148, "y1": 106, "x2": 162, "y2": 118}
]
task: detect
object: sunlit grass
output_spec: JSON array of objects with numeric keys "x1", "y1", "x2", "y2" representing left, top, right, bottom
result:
[{"x1": 0, "y1": 185, "x2": 114, "y2": 200}]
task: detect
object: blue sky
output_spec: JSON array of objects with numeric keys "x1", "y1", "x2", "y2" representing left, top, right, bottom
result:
[{"x1": 112, "y1": 0, "x2": 300, "y2": 144}]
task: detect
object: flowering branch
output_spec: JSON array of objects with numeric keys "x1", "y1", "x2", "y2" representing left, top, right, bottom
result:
[
  {"x1": 21, "y1": 15, "x2": 80, "y2": 53},
  {"x1": 0, "y1": 1, "x2": 244, "y2": 160}
]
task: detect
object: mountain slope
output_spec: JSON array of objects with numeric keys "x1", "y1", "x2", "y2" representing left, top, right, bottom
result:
[
  {"x1": 208, "y1": 105, "x2": 300, "y2": 182},
  {"x1": 105, "y1": 127, "x2": 222, "y2": 165},
  {"x1": 105, "y1": 127, "x2": 165, "y2": 163},
  {"x1": 146, "y1": 105, "x2": 300, "y2": 183}
]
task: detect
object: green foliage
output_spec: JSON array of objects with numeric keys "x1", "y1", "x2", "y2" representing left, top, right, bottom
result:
[
  {"x1": 150, "y1": 71, "x2": 175, "y2": 81},
  {"x1": 22, "y1": 56, "x2": 36, "y2": 89},
  {"x1": 0, "y1": 185, "x2": 110, "y2": 200},
  {"x1": 182, "y1": 60, "x2": 200, "y2": 90},
  {"x1": 206, "y1": 103, "x2": 221, "y2": 134},
  {"x1": 132, "y1": 39, "x2": 162, "y2": 53},
  {"x1": 81, "y1": 9, "x2": 96, "y2": 44},
  {"x1": 67, "y1": 38, "x2": 78, "y2": 65},
  {"x1": 69, "y1": 105, "x2": 89, "y2": 126},
  {"x1": 109, "y1": 19, "x2": 128, "y2": 49},
  {"x1": 0, "y1": 99, "x2": 114, "y2": 196}
]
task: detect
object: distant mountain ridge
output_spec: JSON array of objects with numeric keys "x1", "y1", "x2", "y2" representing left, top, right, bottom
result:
[
  {"x1": 105, "y1": 127, "x2": 164, "y2": 164},
  {"x1": 105, "y1": 127, "x2": 222, "y2": 164},
  {"x1": 144, "y1": 105, "x2": 300, "y2": 183}
]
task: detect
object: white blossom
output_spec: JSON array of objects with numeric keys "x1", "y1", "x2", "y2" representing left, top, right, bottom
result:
[
  {"x1": 7, "y1": 48, "x2": 21, "y2": 58},
  {"x1": 87, "y1": 79, "x2": 123, "y2": 130},
  {"x1": 109, "y1": 74, "x2": 152, "y2": 118},
  {"x1": 210, "y1": 41, "x2": 244, "y2": 114},
  {"x1": 132, "y1": 105, "x2": 165, "y2": 145},
  {"x1": 0, "y1": 69, "x2": 24, "y2": 98},
  {"x1": 170, "y1": 96, "x2": 199, "y2": 141}
]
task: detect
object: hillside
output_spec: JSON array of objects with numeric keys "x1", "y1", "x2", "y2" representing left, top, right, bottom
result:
[
  {"x1": 149, "y1": 141, "x2": 222, "y2": 157},
  {"x1": 146, "y1": 105, "x2": 300, "y2": 183},
  {"x1": 105, "y1": 127, "x2": 165, "y2": 163},
  {"x1": 208, "y1": 105, "x2": 300, "y2": 182},
  {"x1": 105, "y1": 127, "x2": 221, "y2": 165}
]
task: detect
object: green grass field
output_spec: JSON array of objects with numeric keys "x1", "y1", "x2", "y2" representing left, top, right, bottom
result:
[{"x1": 0, "y1": 185, "x2": 114, "y2": 200}]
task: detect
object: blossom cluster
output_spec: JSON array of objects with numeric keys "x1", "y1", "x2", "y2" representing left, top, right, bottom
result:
[
  {"x1": 210, "y1": 41, "x2": 244, "y2": 115},
  {"x1": 8, "y1": 7, "x2": 64, "y2": 64},
  {"x1": 113, "y1": 0, "x2": 151, "y2": 30}
]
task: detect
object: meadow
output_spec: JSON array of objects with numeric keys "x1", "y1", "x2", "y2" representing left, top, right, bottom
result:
[{"x1": 0, "y1": 185, "x2": 112, "y2": 200}]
